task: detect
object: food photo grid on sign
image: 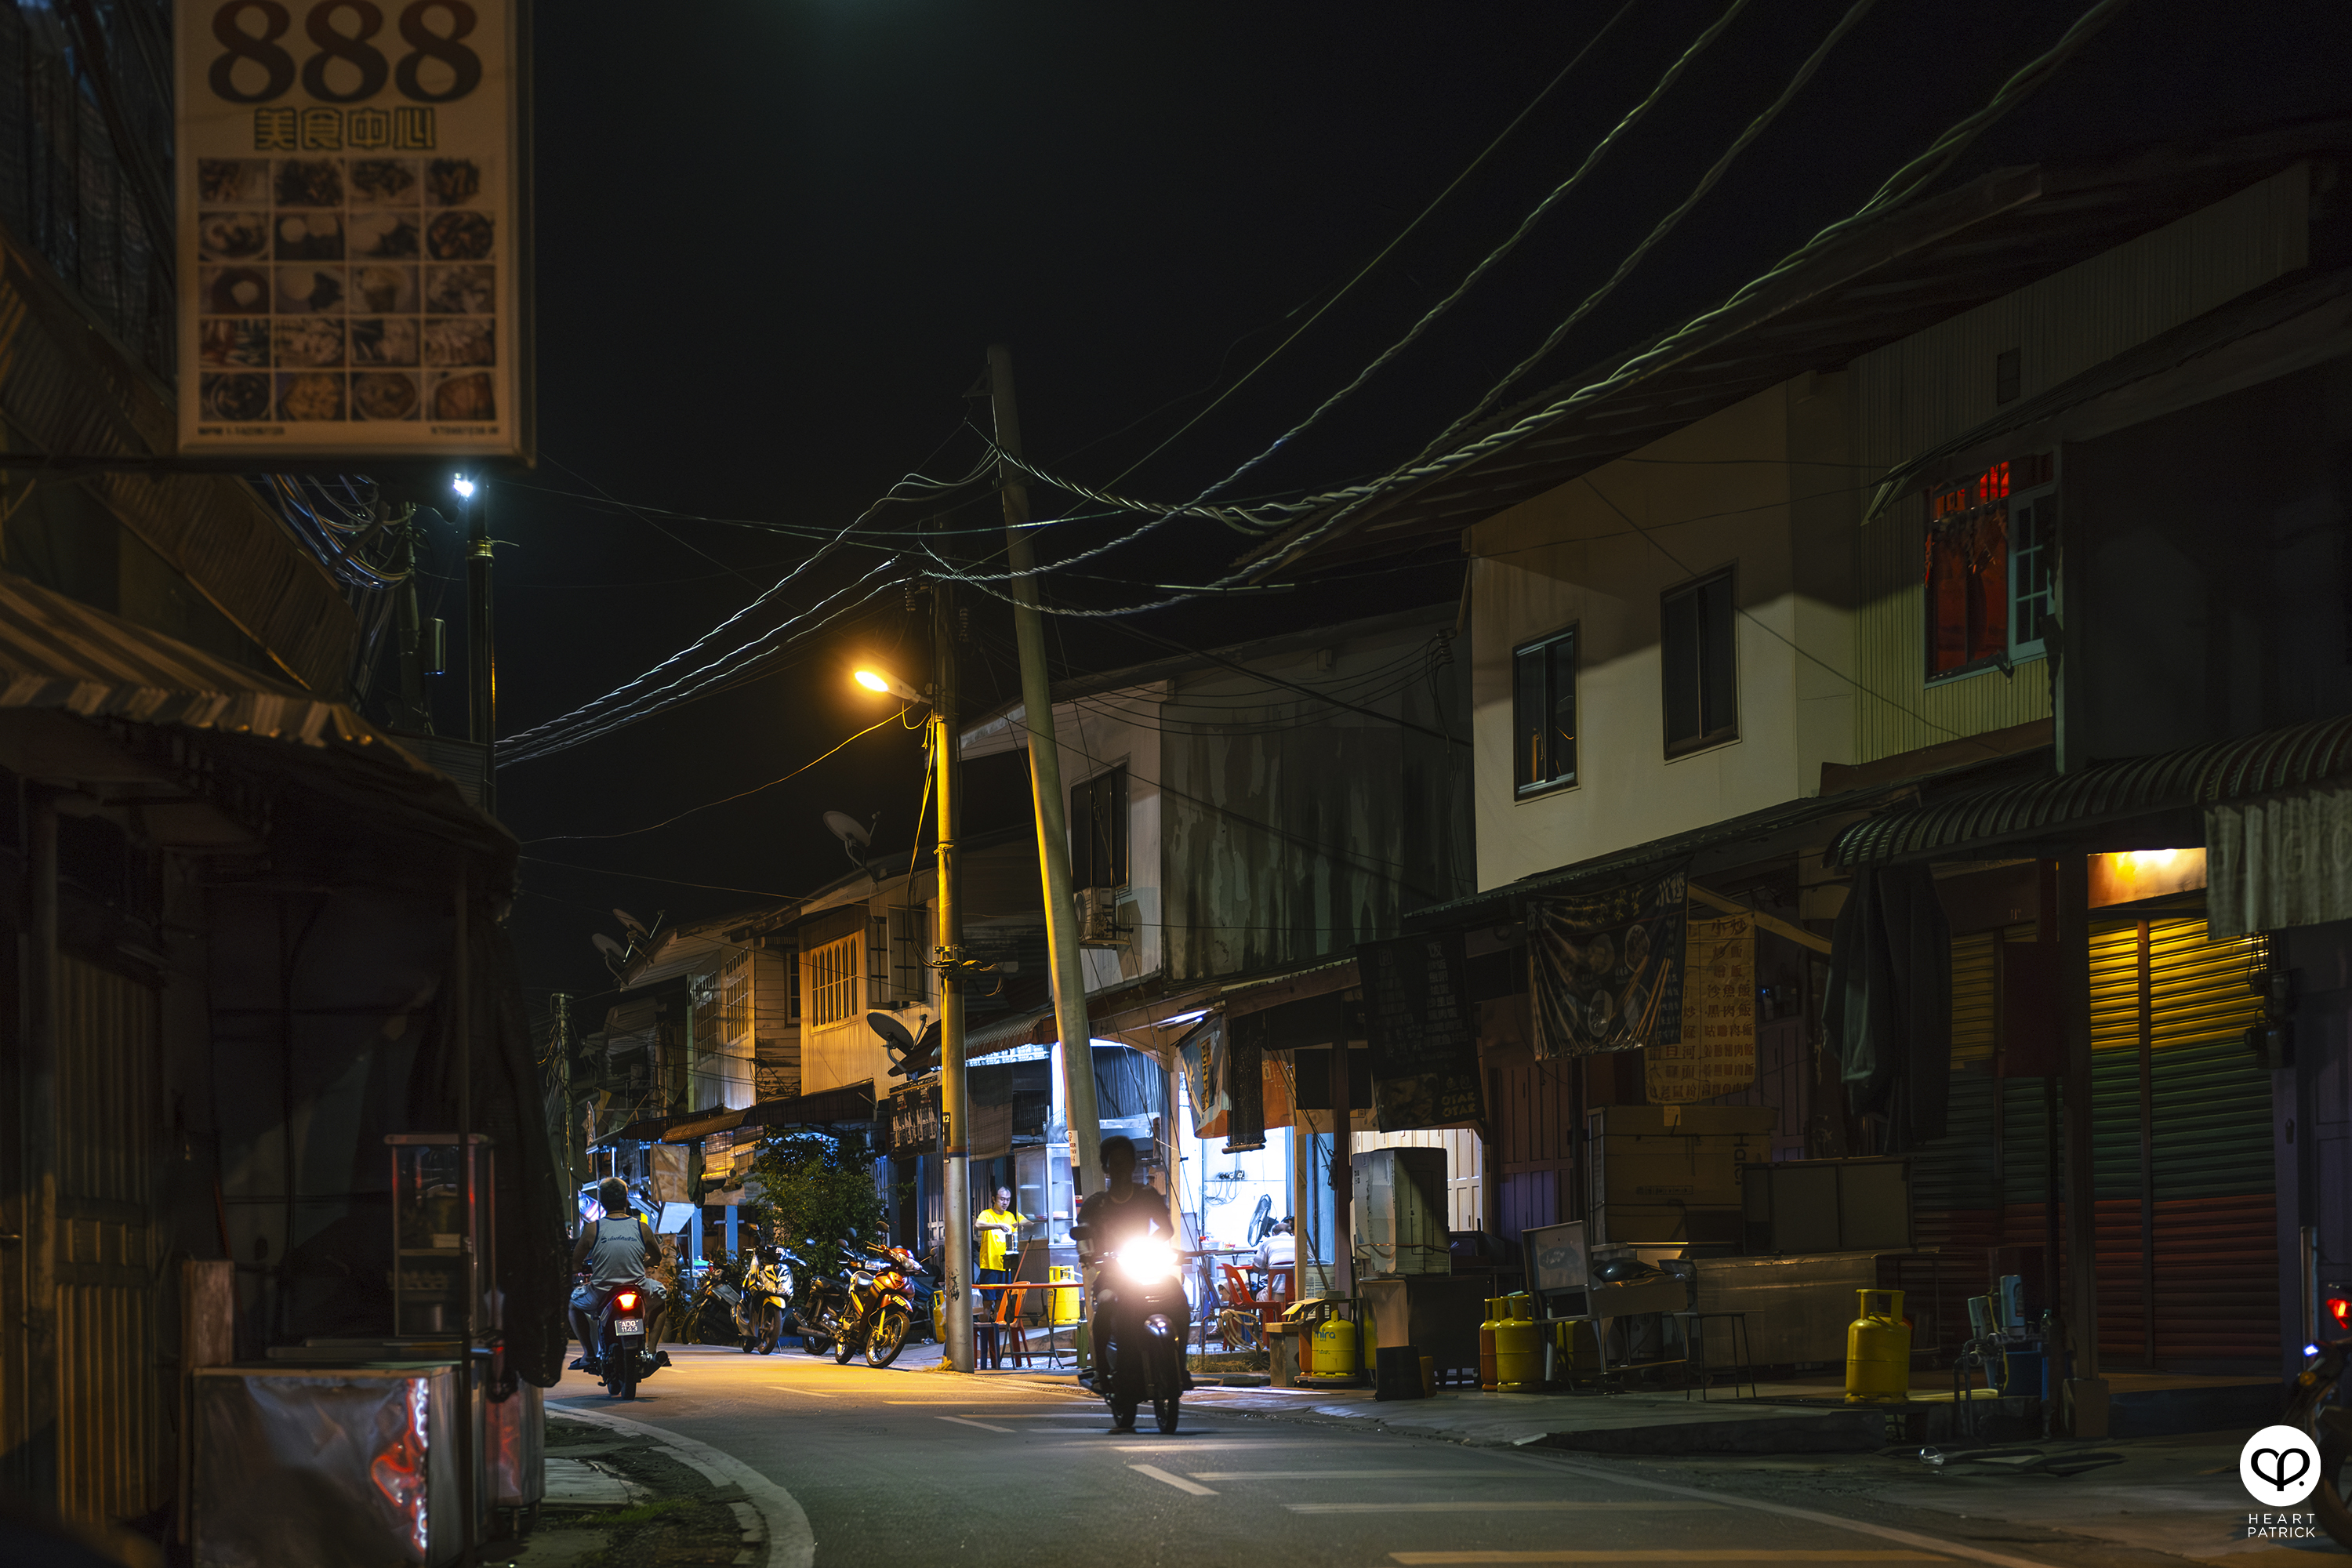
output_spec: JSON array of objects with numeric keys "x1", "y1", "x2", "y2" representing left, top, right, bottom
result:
[
  {"x1": 177, "y1": 0, "x2": 519, "y2": 455},
  {"x1": 195, "y1": 149, "x2": 496, "y2": 426},
  {"x1": 1646, "y1": 914, "x2": 1757, "y2": 1103}
]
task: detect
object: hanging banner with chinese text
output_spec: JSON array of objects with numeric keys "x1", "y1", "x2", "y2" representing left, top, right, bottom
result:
[
  {"x1": 1357, "y1": 933, "x2": 1484, "y2": 1130},
  {"x1": 1646, "y1": 914, "x2": 1756, "y2": 1102},
  {"x1": 1530, "y1": 872, "x2": 1686, "y2": 1058},
  {"x1": 175, "y1": 0, "x2": 529, "y2": 459}
]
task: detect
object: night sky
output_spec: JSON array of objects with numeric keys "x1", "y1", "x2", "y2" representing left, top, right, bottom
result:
[{"x1": 437, "y1": 0, "x2": 2352, "y2": 1025}]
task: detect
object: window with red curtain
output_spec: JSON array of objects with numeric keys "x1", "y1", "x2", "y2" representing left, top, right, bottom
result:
[{"x1": 1925, "y1": 463, "x2": 2012, "y2": 678}]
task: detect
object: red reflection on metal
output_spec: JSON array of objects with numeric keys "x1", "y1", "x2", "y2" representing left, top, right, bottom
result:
[{"x1": 368, "y1": 1377, "x2": 432, "y2": 1557}]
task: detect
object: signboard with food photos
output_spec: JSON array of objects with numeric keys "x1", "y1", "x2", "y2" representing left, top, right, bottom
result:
[{"x1": 175, "y1": 0, "x2": 528, "y2": 458}]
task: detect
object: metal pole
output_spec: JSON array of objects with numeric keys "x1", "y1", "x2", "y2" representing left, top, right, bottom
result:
[
  {"x1": 465, "y1": 485, "x2": 497, "y2": 816},
  {"x1": 453, "y1": 873, "x2": 477, "y2": 1556},
  {"x1": 2056, "y1": 851, "x2": 2100, "y2": 1424},
  {"x1": 987, "y1": 345, "x2": 1105, "y2": 1203},
  {"x1": 935, "y1": 584, "x2": 975, "y2": 1374},
  {"x1": 1330, "y1": 1042, "x2": 1353, "y2": 1299},
  {"x1": 20, "y1": 791, "x2": 59, "y2": 1504},
  {"x1": 393, "y1": 513, "x2": 430, "y2": 731}
]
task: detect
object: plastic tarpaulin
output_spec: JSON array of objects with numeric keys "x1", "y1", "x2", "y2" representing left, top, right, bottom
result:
[
  {"x1": 1356, "y1": 932, "x2": 1483, "y2": 1130},
  {"x1": 1824, "y1": 865, "x2": 1953, "y2": 1148}
]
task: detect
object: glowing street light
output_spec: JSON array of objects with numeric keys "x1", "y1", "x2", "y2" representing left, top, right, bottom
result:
[
  {"x1": 851, "y1": 665, "x2": 924, "y2": 704},
  {"x1": 452, "y1": 474, "x2": 477, "y2": 499}
]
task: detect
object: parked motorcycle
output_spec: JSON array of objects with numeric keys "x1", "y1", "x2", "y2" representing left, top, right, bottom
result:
[
  {"x1": 791, "y1": 1246, "x2": 846, "y2": 1357},
  {"x1": 1075, "y1": 1225, "x2": 1187, "y2": 1433},
  {"x1": 728, "y1": 1243, "x2": 794, "y2": 1354},
  {"x1": 593, "y1": 1281, "x2": 668, "y2": 1400},
  {"x1": 2288, "y1": 1334, "x2": 2352, "y2": 1545},
  {"x1": 829, "y1": 1243, "x2": 920, "y2": 1367}
]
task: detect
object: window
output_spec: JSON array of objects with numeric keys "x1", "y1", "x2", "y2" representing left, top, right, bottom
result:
[
  {"x1": 889, "y1": 908, "x2": 932, "y2": 1004},
  {"x1": 1069, "y1": 765, "x2": 1129, "y2": 890},
  {"x1": 1661, "y1": 570, "x2": 1738, "y2": 757},
  {"x1": 806, "y1": 935, "x2": 858, "y2": 1029},
  {"x1": 1994, "y1": 347, "x2": 2021, "y2": 405},
  {"x1": 1925, "y1": 455, "x2": 2054, "y2": 679},
  {"x1": 1512, "y1": 626, "x2": 1578, "y2": 795}
]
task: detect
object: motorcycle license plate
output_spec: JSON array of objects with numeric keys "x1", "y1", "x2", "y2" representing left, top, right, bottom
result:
[{"x1": 615, "y1": 1319, "x2": 645, "y2": 1335}]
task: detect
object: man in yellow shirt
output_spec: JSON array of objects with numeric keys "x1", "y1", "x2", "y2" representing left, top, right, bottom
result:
[{"x1": 975, "y1": 1186, "x2": 1025, "y2": 1367}]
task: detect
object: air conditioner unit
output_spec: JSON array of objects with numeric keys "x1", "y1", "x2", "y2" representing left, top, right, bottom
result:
[{"x1": 1075, "y1": 887, "x2": 1126, "y2": 949}]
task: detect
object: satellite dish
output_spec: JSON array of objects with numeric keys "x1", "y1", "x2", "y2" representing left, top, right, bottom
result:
[
  {"x1": 591, "y1": 933, "x2": 625, "y2": 960},
  {"x1": 867, "y1": 1011, "x2": 915, "y2": 1056},
  {"x1": 613, "y1": 908, "x2": 650, "y2": 939},
  {"x1": 825, "y1": 810, "x2": 874, "y2": 867}
]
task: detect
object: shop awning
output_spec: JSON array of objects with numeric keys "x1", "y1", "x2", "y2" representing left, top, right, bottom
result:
[
  {"x1": 742, "y1": 1081, "x2": 876, "y2": 1129},
  {"x1": 1828, "y1": 713, "x2": 2352, "y2": 867}
]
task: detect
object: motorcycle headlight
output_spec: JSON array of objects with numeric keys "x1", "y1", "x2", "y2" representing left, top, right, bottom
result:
[{"x1": 1116, "y1": 1237, "x2": 1178, "y2": 1285}]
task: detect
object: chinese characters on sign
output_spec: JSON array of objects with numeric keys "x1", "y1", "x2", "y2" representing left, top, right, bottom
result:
[
  {"x1": 175, "y1": 0, "x2": 526, "y2": 458},
  {"x1": 1530, "y1": 873, "x2": 1687, "y2": 1058},
  {"x1": 1357, "y1": 933, "x2": 1484, "y2": 1131},
  {"x1": 1646, "y1": 914, "x2": 1756, "y2": 1103}
]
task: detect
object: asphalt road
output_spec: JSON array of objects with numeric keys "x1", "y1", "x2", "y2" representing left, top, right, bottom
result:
[{"x1": 544, "y1": 1346, "x2": 2095, "y2": 1568}]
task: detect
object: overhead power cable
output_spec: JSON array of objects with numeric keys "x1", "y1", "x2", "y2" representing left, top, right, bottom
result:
[
  {"x1": 936, "y1": 0, "x2": 2131, "y2": 612},
  {"x1": 1106, "y1": 0, "x2": 1643, "y2": 492}
]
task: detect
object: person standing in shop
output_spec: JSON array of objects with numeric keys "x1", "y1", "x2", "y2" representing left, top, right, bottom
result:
[{"x1": 974, "y1": 1185, "x2": 1026, "y2": 1367}]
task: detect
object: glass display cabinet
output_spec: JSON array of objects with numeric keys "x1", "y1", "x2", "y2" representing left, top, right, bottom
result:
[{"x1": 387, "y1": 1134, "x2": 496, "y2": 1336}]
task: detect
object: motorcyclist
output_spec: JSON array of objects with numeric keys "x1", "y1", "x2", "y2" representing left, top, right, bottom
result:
[
  {"x1": 568, "y1": 1177, "x2": 672, "y2": 1375},
  {"x1": 1074, "y1": 1134, "x2": 1182, "y2": 1427}
]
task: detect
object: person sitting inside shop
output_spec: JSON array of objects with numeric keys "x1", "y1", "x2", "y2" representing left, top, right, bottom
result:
[
  {"x1": 568, "y1": 1177, "x2": 671, "y2": 1374},
  {"x1": 1252, "y1": 1216, "x2": 1295, "y2": 1302},
  {"x1": 974, "y1": 1185, "x2": 1026, "y2": 1367}
]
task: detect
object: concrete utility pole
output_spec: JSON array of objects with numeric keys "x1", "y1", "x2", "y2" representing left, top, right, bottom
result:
[
  {"x1": 463, "y1": 478, "x2": 497, "y2": 815},
  {"x1": 933, "y1": 574, "x2": 976, "y2": 1374},
  {"x1": 986, "y1": 344, "x2": 1105, "y2": 1203}
]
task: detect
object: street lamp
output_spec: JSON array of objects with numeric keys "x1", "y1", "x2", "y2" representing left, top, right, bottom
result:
[
  {"x1": 849, "y1": 654, "x2": 976, "y2": 1374},
  {"x1": 452, "y1": 474, "x2": 477, "y2": 499},
  {"x1": 853, "y1": 666, "x2": 923, "y2": 704}
]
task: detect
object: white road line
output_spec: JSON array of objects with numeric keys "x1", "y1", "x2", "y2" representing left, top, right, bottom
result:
[
  {"x1": 1287, "y1": 1501, "x2": 1722, "y2": 1515},
  {"x1": 935, "y1": 1415, "x2": 1018, "y2": 1432},
  {"x1": 1188, "y1": 1469, "x2": 1485, "y2": 1481},
  {"x1": 549, "y1": 1404, "x2": 815, "y2": 1568},
  {"x1": 1391, "y1": 1554, "x2": 1949, "y2": 1565},
  {"x1": 761, "y1": 1385, "x2": 839, "y2": 1397},
  {"x1": 1130, "y1": 1464, "x2": 1219, "y2": 1496},
  {"x1": 1493, "y1": 1452, "x2": 2066, "y2": 1568}
]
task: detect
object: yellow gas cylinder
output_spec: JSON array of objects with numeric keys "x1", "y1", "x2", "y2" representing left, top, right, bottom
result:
[
  {"x1": 1492, "y1": 1294, "x2": 1542, "y2": 1390},
  {"x1": 1844, "y1": 1288, "x2": 1912, "y2": 1403},
  {"x1": 1479, "y1": 1297, "x2": 1503, "y2": 1390},
  {"x1": 932, "y1": 1288, "x2": 946, "y2": 1342},
  {"x1": 1049, "y1": 1265, "x2": 1081, "y2": 1325},
  {"x1": 1309, "y1": 1312, "x2": 1358, "y2": 1378}
]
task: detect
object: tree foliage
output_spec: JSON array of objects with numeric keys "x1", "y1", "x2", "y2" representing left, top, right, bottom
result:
[{"x1": 746, "y1": 1127, "x2": 883, "y2": 1282}]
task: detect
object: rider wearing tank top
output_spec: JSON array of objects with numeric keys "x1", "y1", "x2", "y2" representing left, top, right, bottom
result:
[{"x1": 568, "y1": 1177, "x2": 671, "y2": 1372}]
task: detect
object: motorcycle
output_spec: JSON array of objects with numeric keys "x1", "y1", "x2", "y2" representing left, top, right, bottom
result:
[
  {"x1": 2287, "y1": 1334, "x2": 2352, "y2": 1545},
  {"x1": 1075, "y1": 1224, "x2": 1188, "y2": 1433},
  {"x1": 791, "y1": 1246, "x2": 847, "y2": 1357},
  {"x1": 728, "y1": 1243, "x2": 794, "y2": 1354},
  {"x1": 824, "y1": 1243, "x2": 920, "y2": 1368},
  {"x1": 592, "y1": 1281, "x2": 668, "y2": 1400}
]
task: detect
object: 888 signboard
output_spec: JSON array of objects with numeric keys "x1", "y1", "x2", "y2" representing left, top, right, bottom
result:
[{"x1": 175, "y1": 0, "x2": 528, "y2": 460}]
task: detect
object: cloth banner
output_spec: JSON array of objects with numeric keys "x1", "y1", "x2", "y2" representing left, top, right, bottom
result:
[
  {"x1": 648, "y1": 1143, "x2": 691, "y2": 1205},
  {"x1": 1357, "y1": 933, "x2": 1484, "y2": 1130},
  {"x1": 1224, "y1": 1029, "x2": 1265, "y2": 1151},
  {"x1": 2207, "y1": 785, "x2": 2352, "y2": 936},
  {"x1": 1530, "y1": 872, "x2": 1687, "y2": 1058},
  {"x1": 1824, "y1": 866, "x2": 1951, "y2": 1149},
  {"x1": 1646, "y1": 915, "x2": 1756, "y2": 1102},
  {"x1": 1178, "y1": 1015, "x2": 1225, "y2": 1126}
]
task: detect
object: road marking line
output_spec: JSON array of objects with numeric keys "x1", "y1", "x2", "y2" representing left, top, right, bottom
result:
[
  {"x1": 1392, "y1": 1555, "x2": 1948, "y2": 1564},
  {"x1": 1490, "y1": 1451, "x2": 2060, "y2": 1568},
  {"x1": 1189, "y1": 1469, "x2": 1487, "y2": 1481},
  {"x1": 1289, "y1": 1501, "x2": 1722, "y2": 1514},
  {"x1": 935, "y1": 1416, "x2": 1018, "y2": 1433},
  {"x1": 549, "y1": 1405, "x2": 814, "y2": 1568},
  {"x1": 761, "y1": 1385, "x2": 839, "y2": 1397},
  {"x1": 1130, "y1": 1464, "x2": 1218, "y2": 1496}
]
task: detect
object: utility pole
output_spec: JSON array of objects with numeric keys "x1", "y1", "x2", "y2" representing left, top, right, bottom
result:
[
  {"x1": 987, "y1": 344, "x2": 1105, "y2": 1203},
  {"x1": 933, "y1": 570, "x2": 976, "y2": 1374},
  {"x1": 390, "y1": 507, "x2": 432, "y2": 732},
  {"x1": 463, "y1": 477, "x2": 497, "y2": 816}
]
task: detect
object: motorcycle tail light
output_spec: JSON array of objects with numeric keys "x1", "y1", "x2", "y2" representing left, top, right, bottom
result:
[
  {"x1": 2330, "y1": 1297, "x2": 2350, "y2": 1330},
  {"x1": 616, "y1": 1291, "x2": 639, "y2": 1312}
]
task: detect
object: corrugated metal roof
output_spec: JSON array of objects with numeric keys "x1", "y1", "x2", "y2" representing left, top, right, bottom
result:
[
  {"x1": 1830, "y1": 713, "x2": 2352, "y2": 866},
  {"x1": 1245, "y1": 120, "x2": 2352, "y2": 576},
  {"x1": 0, "y1": 565, "x2": 392, "y2": 751}
]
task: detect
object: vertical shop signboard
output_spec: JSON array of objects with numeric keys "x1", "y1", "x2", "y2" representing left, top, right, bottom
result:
[
  {"x1": 1646, "y1": 913, "x2": 1756, "y2": 1103},
  {"x1": 176, "y1": 0, "x2": 529, "y2": 459}
]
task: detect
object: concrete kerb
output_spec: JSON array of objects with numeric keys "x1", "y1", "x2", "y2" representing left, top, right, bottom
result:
[{"x1": 549, "y1": 1403, "x2": 816, "y2": 1568}]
